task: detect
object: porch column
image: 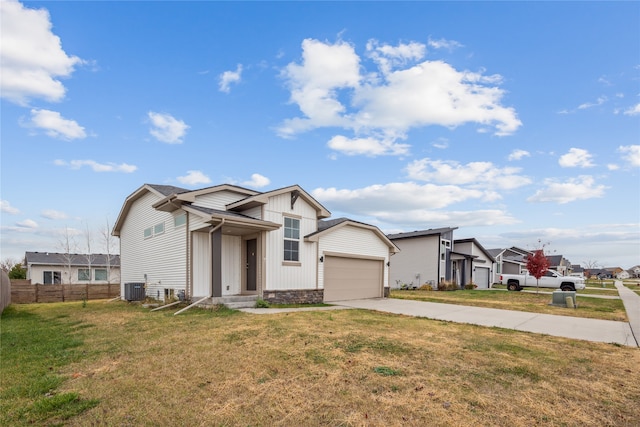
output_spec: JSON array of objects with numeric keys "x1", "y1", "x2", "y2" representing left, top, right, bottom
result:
[{"x1": 211, "y1": 227, "x2": 222, "y2": 298}]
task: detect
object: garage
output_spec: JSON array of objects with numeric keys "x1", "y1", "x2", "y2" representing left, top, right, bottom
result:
[
  {"x1": 475, "y1": 267, "x2": 490, "y2": 289},
  {"x1": 323, "y1": 256, "x2": 384, "y2": 302}
]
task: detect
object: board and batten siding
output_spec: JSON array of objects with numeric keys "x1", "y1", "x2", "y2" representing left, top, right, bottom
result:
[
  {"x1": 263, "y1": 193, "x2": 318, "y2": 291},
  {"x1": 192, "y1": 190, "x2": 248, "y2": 211},
  {"x1": 221, "y1": 235, "x2": 241, "y2": 296},
  {"x1": 119, "y1": 191, "x2": 187, "y2": 299},
  {"x1": 389, "y1": 236, "x2": 439, "y2": 288},
  {"x1": 318, "y1": 225, "x2": 390, "y2": 289}
]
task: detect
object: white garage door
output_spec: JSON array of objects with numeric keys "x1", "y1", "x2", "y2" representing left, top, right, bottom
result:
[
  {"x1": 324, "y1": 256, "x2": 383, "y2": 302},
  {"x1": 475, "y1": 267, "x2": 490, "y2": 289}
]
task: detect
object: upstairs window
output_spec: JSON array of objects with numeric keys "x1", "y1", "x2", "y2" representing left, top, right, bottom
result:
[
  {"x1": 94, "y1": 269, "x2": 107, "y2": 281},
  {"x1": 174, "y1": 213, "x2": 186, "y2": 227},
  {"x1": 284, "y1": 217, "x2": 300, "y2": 262}
]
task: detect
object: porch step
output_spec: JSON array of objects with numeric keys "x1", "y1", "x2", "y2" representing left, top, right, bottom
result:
[{"x1": 197, "y1": 295, "x2": 259, "y2": 309}]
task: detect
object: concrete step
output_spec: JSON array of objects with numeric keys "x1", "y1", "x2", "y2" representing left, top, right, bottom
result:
[{"x1": 197, "y1": 295, "x2": 259, "y2": 309}]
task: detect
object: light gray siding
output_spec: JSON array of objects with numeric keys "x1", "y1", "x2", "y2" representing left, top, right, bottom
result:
[
  {"x1": 389, "y1": 236, "x2": 440, "y2": 288},
  {"x1": 192, "y1": 190, "x2": 247, "y2": 210}
]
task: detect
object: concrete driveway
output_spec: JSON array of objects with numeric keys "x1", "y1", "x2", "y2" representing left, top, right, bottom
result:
[{"x1": 332, "y1": 297, "x2": 637, "y2": 347}]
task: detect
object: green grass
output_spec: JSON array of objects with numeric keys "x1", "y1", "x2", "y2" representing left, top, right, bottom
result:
[
  {"x1": 391, "y1": 288, "x2": 628, "y2": 321},
  {"x1": 1, "y1": 301, "x2": 639, "y2": 426},
  {"x1": 0, "y1": 304, "x2": 99, "y2": 426}
]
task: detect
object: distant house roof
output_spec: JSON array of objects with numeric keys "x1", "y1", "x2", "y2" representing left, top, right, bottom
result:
[
  {"x1": 571, "y1": 264, "x2": 584, "y2": 273},
  {"x1": 25, "y1": 252, "x2": 120, "y2": 267},
  {"x1": 387, "y1": 227, "x2": 458, "y2": 241},
  {"x1": 546, "y1": 255, "x2": 564, "y2": 266}
]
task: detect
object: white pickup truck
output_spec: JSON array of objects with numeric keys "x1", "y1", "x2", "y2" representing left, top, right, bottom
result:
[{"x1": 499, "y1": 270, "x2": 585, "y2": 291}]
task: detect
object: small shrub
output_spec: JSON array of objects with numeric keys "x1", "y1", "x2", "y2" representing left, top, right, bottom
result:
[
  {"x1": 255, "y1": 299, "x2": 270, "y2": 308},
  {"x1": 418, "y1": 284, "x2": 433, "y2": 291},
  {"x1": 438, "y1": 281, "x2": 458, "y2": 291},
  {"x1": 464, "y1": 282, "x2": 478, "y2": 290}
]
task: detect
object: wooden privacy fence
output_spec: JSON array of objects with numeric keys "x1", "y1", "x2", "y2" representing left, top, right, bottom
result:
[{"x1": 11, "y1": 280, "x2": 120, "y2": 304}]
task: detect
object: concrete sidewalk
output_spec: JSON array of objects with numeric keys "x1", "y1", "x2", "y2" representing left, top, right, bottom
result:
[
  {"x1": 615, "y1": 280, "x2": 640, "y2": 346},
  {"x1": 332, "y1": 297, "x2": 638, "y2": 347}
]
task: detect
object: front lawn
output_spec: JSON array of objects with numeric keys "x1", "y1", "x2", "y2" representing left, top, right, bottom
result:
[
  {"x1": 390, "y1": 289, "x2": 628, "y2": 321},
  {"x1": 1, "y1": 301, "x2": 638, "y2": 426}
]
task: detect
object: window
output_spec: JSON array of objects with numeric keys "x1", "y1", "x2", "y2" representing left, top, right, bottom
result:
[
  {"x1": 144, "y1": 227, "x2": 153, "y2": 239},
  {"x1": 154, "y1": 222, "x2": 165, "y2": 235},
  {"x1": 441, "y1": 253, "x2": 445, "y2": 261},
  {"x1": 43, "y1": 271, "x2": 61, "y2": 285},
  {"x1": 174, "y1": 213, "x2": 186, "y2": 227},
  {"x1": 78, "y1": 269, "x2": 91, "y2": 281},
  {"x1": 94, "y1": 269, "x2": 107, "y2": 281},
  {"x1": 283, "y1": 217, "x2": 300, "y2": 261}
]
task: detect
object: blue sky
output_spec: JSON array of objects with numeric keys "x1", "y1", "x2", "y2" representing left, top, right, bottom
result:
[{"x1": 1, "y1": 1, "x2": 639, "y2": 269}]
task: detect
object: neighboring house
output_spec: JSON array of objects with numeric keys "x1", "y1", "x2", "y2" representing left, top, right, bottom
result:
[
  {"x1": 387, "y1": 227, "x2": 457, "y2": 289},
  {"x1": 112, "y1": 183, "x2": 397, "y2": 304},
  {"x1": 487, "y1": 247, "x2": 531, "y2": 283},
  {"x1": 547, "y1": 255, "x2": 572, "y2": 275},
  {"x1": 630, "y1": 265, "x2": 640, "y2": 278},
  {"x1": 451, "y1": 238, "x2": 496, "y2": 289},
  {"x1": 569, "y1": 265, "x2": 585, "y2": 278},
  {"x1": 25, "y1": 251, "x2": 121, "y2": 285},
  {"x1": 605, "y1": 267, "x2": 624, "y2": 279},
  {"x1": 585, "y1": 268, "x2": 611, "y2": 279},
  {"x1": 617, "y1": 270, "x2": 630, "y2": 280}
]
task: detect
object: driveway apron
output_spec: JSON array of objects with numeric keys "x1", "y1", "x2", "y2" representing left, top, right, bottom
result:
[{"x1": 333, "y1": 297, "x2": 638, "y2": 348}]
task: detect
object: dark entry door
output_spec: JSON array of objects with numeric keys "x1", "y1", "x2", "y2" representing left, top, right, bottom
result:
[{"x1": 246, "y1": 239, "x2": 257, "y2": 292}]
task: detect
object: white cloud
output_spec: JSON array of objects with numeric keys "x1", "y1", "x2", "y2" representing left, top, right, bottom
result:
[
  {"x1": 0, "y1": 0, "x2": 83, "y2": 105},
  {"x1": 427, "y1": 37, "x2": 463, "y2": 51},
  {"x1": 177, "y1": 170, "x2": 211, "y2": 186},
  {"x1": 527, "y1": 175, "x2": 607, "y2": 204},
  {"x1": 431, "y1": 138, "x2": 449, "y2": 149},
  {"x1": 278, "y1": 39, "x2": 521, "y2": 155},
  {"x1": 618, "y1": 145, "x2": 640, "y2": 167},
  {"x1": 54, "y1": 159, "x2": 137, "y2": 173},
  {"x1": 27, "y1": 109, "x2": 86, "y2": 140},
  {"x1": 375, "y1": 209, "x2": 518, "y2": 228},
  {"x1": 1, "y1": 200, "x2": 20, "y2": 215},
  {"x1": 41, "y1": 209, "x2": 68, "y2": 220},
  {"x1": 16, "y1": 219, "x2": 38, "y2": 229},
  {"x1": 241, "y1": 173, "x2": 270, "y2": 188},
  {"x1": 406, "y1": 158, "x2": 531, "y2": 190},
  {"x1": 148, "y1": 111, "x2": 189, "y2": 144},
  {"x1": 313, "y1": 181, "x2": 495, "y2": 213},
  {"x1": 327, "y1": 135, "x2": 410, "y2": 156},
  {"x1": 607, "y1": 164, "x2": 620, "y2": 171},
  {"x1": 623, "y1": 103, "x2": 640, "y2": 116},
  {"x1": 558, "y1": 148, "x2": 595, "y2": 168},
  {"x1": 219, "y1": 64, "x2": 243, "y2": 93},
  {"x1": 508, "y1": 149, "x2": 530, "y2": 161},
  {"x1": 577, "y1": 96, "x2": 607, "y2": 110},
  {"x1": 366, "y1": 39, "x2": 425, "y2": 75}
]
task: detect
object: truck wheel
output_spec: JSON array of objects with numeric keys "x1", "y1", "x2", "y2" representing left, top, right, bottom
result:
[
  {"x1": 507, "y1": 282, "x2": 520, "y2": 291},
  {"x1": 560, "y1": 284, "x2": 575, "y2": 292}
]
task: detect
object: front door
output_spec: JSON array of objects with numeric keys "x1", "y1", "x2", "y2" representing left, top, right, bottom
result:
[{"x1": 246, "y1": 238, "x2": 257, "y2": 292}]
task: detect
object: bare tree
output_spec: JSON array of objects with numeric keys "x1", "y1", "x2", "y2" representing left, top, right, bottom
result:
[
  {"x1": 58, "y1": 226, "x2": 79, "y2": 284},
  {"x1": 1, "y1": 258, "x2": 18, "y2": 273},
  {"x1": 583, "y1": 260, "x2": 601, "y2": 269},
  {"x1": 82, "y1": 222, "x2": 95, "y2": 284},
  {"x1": 99, "y1": 217, "x2": 118, "y2": 284}
]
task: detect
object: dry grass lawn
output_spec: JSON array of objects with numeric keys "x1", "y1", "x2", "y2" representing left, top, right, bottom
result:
[{"x1": 2, "y1": 300, "x2": 639, "y2": 426}]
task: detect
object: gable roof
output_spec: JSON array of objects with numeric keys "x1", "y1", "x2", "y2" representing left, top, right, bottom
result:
[
  {"x1": 387, "y1": 227, "x2": 458, "y2": 241},
  {"x1": 305, "y1": 217, "x2": 399, "y2": 252},
  {"x1": 226, "y1": 184, "x2": 331, "y2": 218},
  {"x1": 453, "y1": 238, "x2": 496, "y2": 262},
  {"x1": 25, "y1": 252, "x2": 120, "y2": 267}
]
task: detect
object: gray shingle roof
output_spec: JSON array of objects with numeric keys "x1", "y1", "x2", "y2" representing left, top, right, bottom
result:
[
  {"x1": 147, "y1": 184, "x2": 191, "y2": 196},
  {"x1": 25, "y1": 252, "x2": 120, "y2": 267},
  {"x1": 387, "y1": 227, "x2": 457, "y2": 240}
]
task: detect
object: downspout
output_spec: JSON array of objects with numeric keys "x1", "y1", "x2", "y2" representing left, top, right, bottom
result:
[{"x1": 174, "y1": 219, "x2": 225, "y2": 316}]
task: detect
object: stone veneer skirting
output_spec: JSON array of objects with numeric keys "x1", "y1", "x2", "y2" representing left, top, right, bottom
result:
[
  {"x1": 263, "y1": 289, "x2": 324, "y2": 305},
  {"x1": 262, "y1": 288, "x2": 389, "y2": 304}
]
